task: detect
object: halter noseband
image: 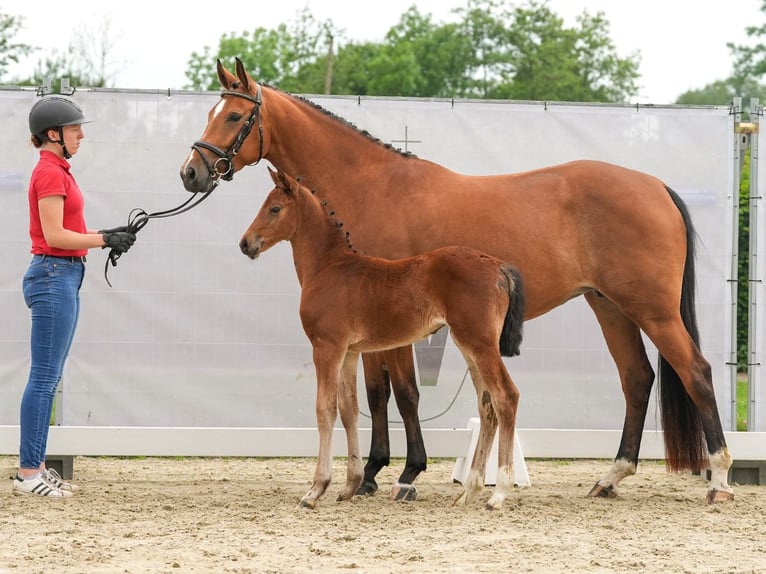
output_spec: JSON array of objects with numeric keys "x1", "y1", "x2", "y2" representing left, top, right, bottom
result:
[{"x1": 191, "y1": 84, "x2": 264, "y2": 182}]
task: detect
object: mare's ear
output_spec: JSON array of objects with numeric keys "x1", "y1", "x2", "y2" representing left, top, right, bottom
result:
[
  {"x1": 216, "y1": 59, "x2": 237, "y2": 90},
  {"x1": 234, "y1": 57, "x2": 251, "y2": 91}
]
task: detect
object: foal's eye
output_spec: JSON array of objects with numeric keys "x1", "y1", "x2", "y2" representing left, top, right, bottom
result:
[
  {"x1": 270, "y1": 205, "x2": 281, "y2": 214},
  {"x1": 227, "y1": 112, "x2": 243, "y2": 122}
]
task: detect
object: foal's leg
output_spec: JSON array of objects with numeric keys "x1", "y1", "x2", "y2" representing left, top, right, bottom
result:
[
  {"x1": 337, "y1": 352, "x2": 364, "y2": 502},
  {"x1": 453, "y1": 362, "x2": 496, "y2": 507},
  {"x1": 454, "y1": 345, "x2": 521, "y2": 511},
  {"x1": 585, "y1": 292, "x2": 655, "y2": 498},
  {"x1": 300, "y1": 343, "x2": 344, "y2": 510},
  {"x1": 475, "y1": 357, "x2": 520, "y2": 511}
]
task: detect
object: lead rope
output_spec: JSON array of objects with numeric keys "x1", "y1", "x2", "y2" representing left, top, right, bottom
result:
[{"x1": 104, "y1": 187, "x2": 215, "y2": 287}]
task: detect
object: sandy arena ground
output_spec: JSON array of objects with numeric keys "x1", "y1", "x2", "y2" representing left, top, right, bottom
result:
[{"x1": 1, "y1": 455, "x2": 765, "y2": 574}]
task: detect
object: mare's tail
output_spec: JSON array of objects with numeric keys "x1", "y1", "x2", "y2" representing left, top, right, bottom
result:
[
  {"x1": 499, "y1": 264, "x2": 525, "y2": 357},
  {"x1": 660, "y1": 186, "x2": 707, "y2": 472}
]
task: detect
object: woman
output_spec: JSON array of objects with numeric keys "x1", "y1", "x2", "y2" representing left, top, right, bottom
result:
[{"x1": 13, "y1": 95, "x2": 136, "y2": 497}]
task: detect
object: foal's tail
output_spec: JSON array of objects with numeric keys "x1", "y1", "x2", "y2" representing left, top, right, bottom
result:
[
  {"x1": 660, "y1": 186, "x2": 707, "y2": 472},
  {"x1": 499, "y1": 264, "x2": 526, "y2": 357}
]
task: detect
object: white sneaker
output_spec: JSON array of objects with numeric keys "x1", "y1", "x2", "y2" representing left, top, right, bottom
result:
[
  {"x1": 12, "y1": 474, "x2": 73, "y2": 497},
  {"x1": 45, "y1": 468, "x2": 80, "y2": 492}
]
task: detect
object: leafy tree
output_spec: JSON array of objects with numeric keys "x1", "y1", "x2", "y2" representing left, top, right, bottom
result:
[
  {"x1": 463, "y1": 0, "x2": 640, "y2": 101},
  {"x1": 676, "y1": 77, "x2": 766, "y2": 110},
  {"x1": 729, "y1": 0, "x2": 766, "y2": 82},
  {"x1": 186, "y1": 0, "x2": 639, "y2": 103},
  {"x1": 186, "y1": 29, "x2": 285, "y2": 90},
  {"x1": 0, "y1": 10, "x2": 34, "y2": 82},
  {"x1": 372, "y1": 7, "x2": 473, "y2": 97},
  {"x1": 316, "y1": 41, "x2": 384, "y2": 95},
  {"x1": 453, "y1": 0, "x2": 512, "y2": 97},
  {"x1": 185, "y1": 7, "x2": 340, "y2": 92}
]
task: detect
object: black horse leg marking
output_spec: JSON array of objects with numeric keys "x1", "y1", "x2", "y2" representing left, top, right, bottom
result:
[
  {"x1": 357, "y1": 352, "x2": 391, "y2": 496},
  {"x1": 388, "y1": 351, "x2": 425, "y2": 501},
  {"x1": 358, "y1": 347, "x2": 427, "y2": 500},
  {"x1": 584, "y1": 292, "x2": 655, "y2": 498}
]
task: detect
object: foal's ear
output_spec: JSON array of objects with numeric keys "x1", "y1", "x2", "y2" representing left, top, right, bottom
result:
[
  {"x1": 275, "y1": 169, "x2": 296, "y2": 195},
  {"x1": 234, "y1": 57, "x2": 251, "y2": 91},
  {"x1": 216, "y1": 59, "x2": 237, "y2": 90}
]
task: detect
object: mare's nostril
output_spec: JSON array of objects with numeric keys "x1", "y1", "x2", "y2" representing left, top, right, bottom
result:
[{"x1": 239, "y1": 238, "x2": 248, "y2": 253}]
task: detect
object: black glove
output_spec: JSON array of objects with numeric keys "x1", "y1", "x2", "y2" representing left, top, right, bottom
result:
[
  {"x1": 102, "y1": 231, "x2": 136, "y2": 254},
  {"x1": 99, "y1": 225, "x2": 130, "y2": 234}
]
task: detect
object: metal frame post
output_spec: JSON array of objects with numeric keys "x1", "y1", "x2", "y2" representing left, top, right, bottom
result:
[
  {"x1": 748, "y1": 98, "x2": 762, "y2": 430},
  {"x1": 732, "y1": 97, "x2": 743, "y2": 429}
]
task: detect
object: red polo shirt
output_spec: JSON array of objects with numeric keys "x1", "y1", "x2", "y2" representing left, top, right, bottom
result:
[{"x1": 28, "y1": 150, "x2": 88, "y2": 257}]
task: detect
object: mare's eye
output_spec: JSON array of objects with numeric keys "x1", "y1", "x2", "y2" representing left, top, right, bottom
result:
[
  {"x1": 270, "y1": 205, "x2": 281, "y2": 214},
  {"x1": 227, "y1": 112, "x2": 243, "y2": 122}
]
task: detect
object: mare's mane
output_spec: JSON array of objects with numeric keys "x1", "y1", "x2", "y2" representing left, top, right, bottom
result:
[{"x1": 231, "y1": 79, "x2": 418, "y2": 159}]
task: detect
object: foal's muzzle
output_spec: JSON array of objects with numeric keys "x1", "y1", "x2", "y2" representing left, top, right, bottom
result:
[{"x1": 239, "y1": 236, "x2": 262, "y2": 259}]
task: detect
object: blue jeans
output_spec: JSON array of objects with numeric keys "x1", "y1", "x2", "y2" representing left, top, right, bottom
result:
[{"x1": 20, "y1": 255, "x2": 84, "y2": 470}]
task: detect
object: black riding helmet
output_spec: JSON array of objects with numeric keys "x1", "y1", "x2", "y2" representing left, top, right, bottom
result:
[{"x1": 28, "y1": 95, "x2": 93, "y2": 158}]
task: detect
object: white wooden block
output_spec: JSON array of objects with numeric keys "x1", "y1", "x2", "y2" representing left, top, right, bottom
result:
[{"x1": 451, "y1": 418, "x2": 531, "y2": 487}]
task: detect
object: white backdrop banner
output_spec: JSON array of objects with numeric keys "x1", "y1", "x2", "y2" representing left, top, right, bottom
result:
[{"x1": 0, "y1": 88, "x2": 735, "y2": 432}]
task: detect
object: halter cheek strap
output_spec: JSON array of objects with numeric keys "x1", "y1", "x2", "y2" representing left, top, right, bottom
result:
[{"x1": 190, "y1": 84, "x2": 264, "y2": 182}]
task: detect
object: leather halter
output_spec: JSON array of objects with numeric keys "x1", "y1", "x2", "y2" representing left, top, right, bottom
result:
[{"x1": 190, "y1": 84, "x2": 264, "y2": 182}]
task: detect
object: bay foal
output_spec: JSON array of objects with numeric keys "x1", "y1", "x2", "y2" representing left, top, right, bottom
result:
[{"x1": 239, "y1": 167, "x2": 525, "y2": 510}]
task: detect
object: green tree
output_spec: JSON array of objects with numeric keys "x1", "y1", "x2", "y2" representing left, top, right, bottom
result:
[
  {"x1": 370, "y1": 7, "x2": 473, "y2": 97},
  {"x1": 317, "y1": 41, "x2": 384, "y2": 95},
  {"x1": 186, "y1": 29, "x2": 286, "y2": 90},
  {"x1": 462, "y1": 0, "x2": 640, "y2": 101},
  {"x1": 0, "y1": 10, "x2": 34, "y2": 82},
  {"x1": 183, "y1": 0, "x2": 640, "y2": 103},
  {"x1": 185, "y1": 7, "x2": 340, "y2": 92},
  {"x1": 729, "y1": 0, "x2": 766, "y2": 82},
  {"x1": 676, "y1": 77, "x2": 766, "y2": 109}
]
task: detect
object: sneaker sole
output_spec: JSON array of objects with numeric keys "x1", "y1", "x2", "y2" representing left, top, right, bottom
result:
[{"x1": 12, "y1": 488, "x2": 73, "y2": 498}]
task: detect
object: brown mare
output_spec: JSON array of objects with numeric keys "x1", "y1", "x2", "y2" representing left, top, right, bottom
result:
[
  {"x1": 180, "y1": 58, "x2": 734, "y2": 504},
  {"x1": 239, "y1": 166, "x2": 526, "y2": 510}
]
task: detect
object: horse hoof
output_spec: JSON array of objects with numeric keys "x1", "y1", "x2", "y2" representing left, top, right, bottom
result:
[
  {"x1": 355, "y1": 479, "x2": 379, "y2": 497},
  {"x1": 706, "y1": 489, "x2": 734, "y2": 504},
  {"x1": 297, "y1": 499, "x2": 316, "y2": 510},
  {"x1": 391, "y1": 483, "x2": 417, "y2": 502},
  {"x1": 587, "y1": 482, "x2": 617, "y2": 499},
  {"x1": 337, "y1": 488, "x2": 357, "y2": 502}
]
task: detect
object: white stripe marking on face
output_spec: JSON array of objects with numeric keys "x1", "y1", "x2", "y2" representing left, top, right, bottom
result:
[{"x1": 212, "y1": 99, "x2": 227, "y2": 120}]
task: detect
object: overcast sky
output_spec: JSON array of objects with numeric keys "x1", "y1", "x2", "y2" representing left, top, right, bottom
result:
[{"x1": 2, "y1": 0, "x2": 764, "y2": 103}]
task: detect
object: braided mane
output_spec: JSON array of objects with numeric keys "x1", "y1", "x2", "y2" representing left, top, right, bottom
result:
[
  {"x1": 297, "y1": 178, "x2": 359, "y2": 254},
  {"x1": 236, "y1": 81, "x2": 419, "y2": 159}
]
